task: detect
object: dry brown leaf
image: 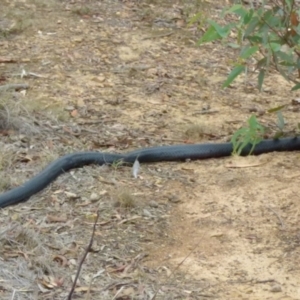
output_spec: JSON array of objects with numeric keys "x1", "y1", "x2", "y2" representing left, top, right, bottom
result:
[
  {"x1": 77, "y1": 98, "x2": 85, "y2": 107},
  {"x1": 117, "y1": 287, "x2": 135, "y2": 297},
  {"x1": 39, "y1": 275, "x2": 60, "y2": 289},
  {"x1": 47, "y1": 214, "x2": 68, "y2": 223},
  {"x1": 74, "y1": 286, "x2": 102, "y2": 293},
  {"x1": 70, "y1": 109, "x2": 78, "y2": 117},
  {"x1": 0, "y1": 57, "x2": 17, "y2": 63},
  {"x1": 53, "y1": 255, "x2": 69, "y2": 267},
  {"x1": 108, "y1": 264, "x2": 127, "y2": 273}
]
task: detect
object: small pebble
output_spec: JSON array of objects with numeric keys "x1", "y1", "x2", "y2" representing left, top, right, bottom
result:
[
  {"x1": 143, "y1": 209, "x2": 153, "y2": 218},
  {"x1": 65, "y1": 106, "x2": 75, "y2": 111},
  {"x1": 270, "y1": 284, "x2": 282, "y2": 293},
  {"x1": 149, "y1": 200, "x2": 159, "y2": 208},
  {"x1": 90, "y1": 192, "x2": 99, "y2": 201},
  {"x1": 168, "y1": 195, "x2": 180, "y2": 203},
  {"x1": 65, "y1": 191, "x2": 77, "y2": 199}
]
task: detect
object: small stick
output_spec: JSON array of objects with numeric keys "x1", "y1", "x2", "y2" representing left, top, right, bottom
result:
[
  {"x1": 0, "y1": 83, "x2": 29, "y2": 91},
  {"x1": 267, "y1": 205, "x2": 285, "y2": 229},
  {"x1": 255, "y1": 279, "x2": 276, "y2": 284},
  {"x1": 67, "y1": 211, "x2": 100, "y2": 300},
  {"x1": 151, "y1": 240, "x2": 200, "y2": 300},
  {"x1": 143, "y1": 31, "x2": 174, "y2": 40},
  {"x1": 193, "y1": 109, "x2": 219, "y2": 115},
  {"x1": 27, "y1": 72, "x2": 47, "y2": 78}
]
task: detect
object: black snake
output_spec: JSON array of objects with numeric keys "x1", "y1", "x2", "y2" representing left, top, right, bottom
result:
[{"x1": 1, "y1": 136, "x2": 300, "y2": 208}]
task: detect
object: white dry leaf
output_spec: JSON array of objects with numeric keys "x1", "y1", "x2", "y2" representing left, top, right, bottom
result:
[
  {"x1": 132, "y1": 158, "x2": 140, "y2": 178},
  {"x1": 20, "y1": 68, "x2": 27, "y2": 78},
  {"x1": 92, "y1": 269, "x2": 106, "y2": 280}
]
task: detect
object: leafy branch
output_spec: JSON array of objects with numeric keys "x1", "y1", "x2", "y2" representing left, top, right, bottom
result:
[
  {"x1": 190, "y1": 0, "x2": 300, "y2": 91},
  {"x1": 231, "y1": 115, "x2": 265, "y2": 155}
]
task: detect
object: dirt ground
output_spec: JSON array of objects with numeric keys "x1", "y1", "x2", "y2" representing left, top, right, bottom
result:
[{"x1": 1, "y1": 0, "x2": 300, "y2": 299}]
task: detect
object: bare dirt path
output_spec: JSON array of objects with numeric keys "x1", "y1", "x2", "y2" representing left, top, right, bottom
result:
[{"x1": 1, "y1": 0, "x2": 300, "y2": 299}]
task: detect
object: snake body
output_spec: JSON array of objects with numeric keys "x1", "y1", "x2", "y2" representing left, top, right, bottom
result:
[{"x1": 1, "y1": 136, "x2": 300, "y2": 208}]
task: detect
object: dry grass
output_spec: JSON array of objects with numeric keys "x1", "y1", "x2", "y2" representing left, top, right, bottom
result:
[
  {"x1": 2, "y1": 0, "x2": 298, "y2": 300},
  {"x1": 0, "y1": 93, "x2": 39, "y2": 133},
  {"x1": 0, "y1": 14, "x2": 32, "y2": 37},
  {"x1": 0, "y1": 148, "x2": 14, "y2": 191},
  {"x1": 0, "y1": 92, "x2": 42, "y2": 191},
  {"x1": 184, "y1": 123, "x2": 208, "y2": 140},
  {"x1": 0, "y1": 0, "x2": 217, "y2": 297},
  {"x1": 71, "y1": 6, "x2": 92, "y2": 17},
  {"x1": 0, "y1": 83, "x2": 68, "y2": 191},
  {"x1": 113, "y1": 189, "x2": 136, "y2": 210}
]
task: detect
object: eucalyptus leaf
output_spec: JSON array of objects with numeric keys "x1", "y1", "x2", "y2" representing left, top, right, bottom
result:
[
  {"x1": 222, "y1": 65, "x2": 246, "y2": 88},
  {"x1": 197, "y1": 25, "x2": 221, "y2": 44},
  {"x1": 276, "y1": 111, "x2": 285, "y2": 131},
  {"x1": 240, "y1": 45, "x2": 259, "y2": 59},
  {"x1": 258, "y1": 69, "x2": 265, "y2": 91},
  {"x1": 268, "y1": 105, "x2": 287, "y2": 113}
]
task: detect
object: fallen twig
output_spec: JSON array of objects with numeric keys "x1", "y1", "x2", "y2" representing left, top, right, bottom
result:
[
  {"x1": 0, "y1": 83, "x2": 29, "y2": 92},
  {"x1": 192, "y1": 109, "x2": 219, "y2": 115},
  {"x1": 25, "y1": 72, "x2": 47, "y2": 78},
  {"x1": 67, "y1": 211, "x2": 100, "y2": 300},
  {"x1": 11, "y1": 69, "x2": 47, "y2": 78},
  {"x1": 0, "y1": 57, "x2": 17, "y2": 63},
  {"x1": 151, "y1": 239, "x2": 202, "y2": 300},
  {"x1": 143, "y1": 31, "x2": 174, "y2": 40},
  {"x1": 255, "y1": 279, "x2": 276, "y2": 284},
  {"x1": 266, "y1": 205, "x2": 285, "y2": 229}
]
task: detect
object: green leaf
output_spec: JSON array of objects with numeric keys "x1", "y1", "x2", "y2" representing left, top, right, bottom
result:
[
  {"x1": 276, "y1": 50, "x2": 295, "y2": 65},
  {"x1": 247, "y1": 35, "x2": 263, "y2": 43},
  {"x1": 240, "y1": 45, "x2": 259, "y2": 59},
  {"x1": 268, "y1": 105, "x2": 287, "y2": 113},
  {"x1": 207, "y1": 20, "x2": 232, "y2": 38},
  {"x1": 287, "y1": 65, "x2": 296, "y2": 76},
  {"x1": 276, "y1": 111, "x2": 285, "y2": 130},
  {"x1": 243, "y1": 9, "x2": 254, "y2": 25},
  {"x1": 248, "y1": 115, "x2": 258, "y2": 128},
  {"x1": 277, "y1": 67, "x2": 291, "y2": 82},
  {"x1": 274, "y1": 131, "x2": 284, "y2": 139},
  {"x1": 269, "y1": 43, "x2": 282, "y2": 52},
  {"x1": 224, "y1": 4, "x2": 245, "y2": 17},
  {"x1": 237, "y1": 27, "x2": 243, "y2": 45},
  {"x1": 258, "y1": 69, "x2": 265, "y2": 91},
  {"x1": 231, "y1": 128, "x2": 248, "y2": 155},
  {"x1": 285, "y1": 0, "x2": 293, "y2": 12},
  {"x1": 256, "y1": 57, "x2": 267, "y2": 70},
  {"x1": 227, "y1": 43, "x2": 240, "y2": 49},
  {"x1": 244, "y1": 16, "x2": 260, "y2": 37},
  {"x1": 188, "y1": 12, "x2": 203, "y2": 25},
  {"x1": 263, "y1": 13, "x2": 282, "y2": 28},
  {"x1": 278, "y1": 60, "x2": 296, "y2": 67},
  {"x1": 261, "y1": 25, "x2": 269, "y2": 44},
  {"x1": 222, "y1": 65, "x2": 245, "y2": 88},
  {"x1": 230, "y1": 115, "x2": 265, "y2": 156},
  {"x1": 291, "y1": 83, "x2": 300, "y2": 91},
  {"x1": 197, "y1": 25, "x2": 221, "y2": 44},
  {"x1": 269, "y1": 38, "x2": 285, "y2": 45},
  {"x1": 263, "y1": 10, "x2": 275, "y2": 22}
]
